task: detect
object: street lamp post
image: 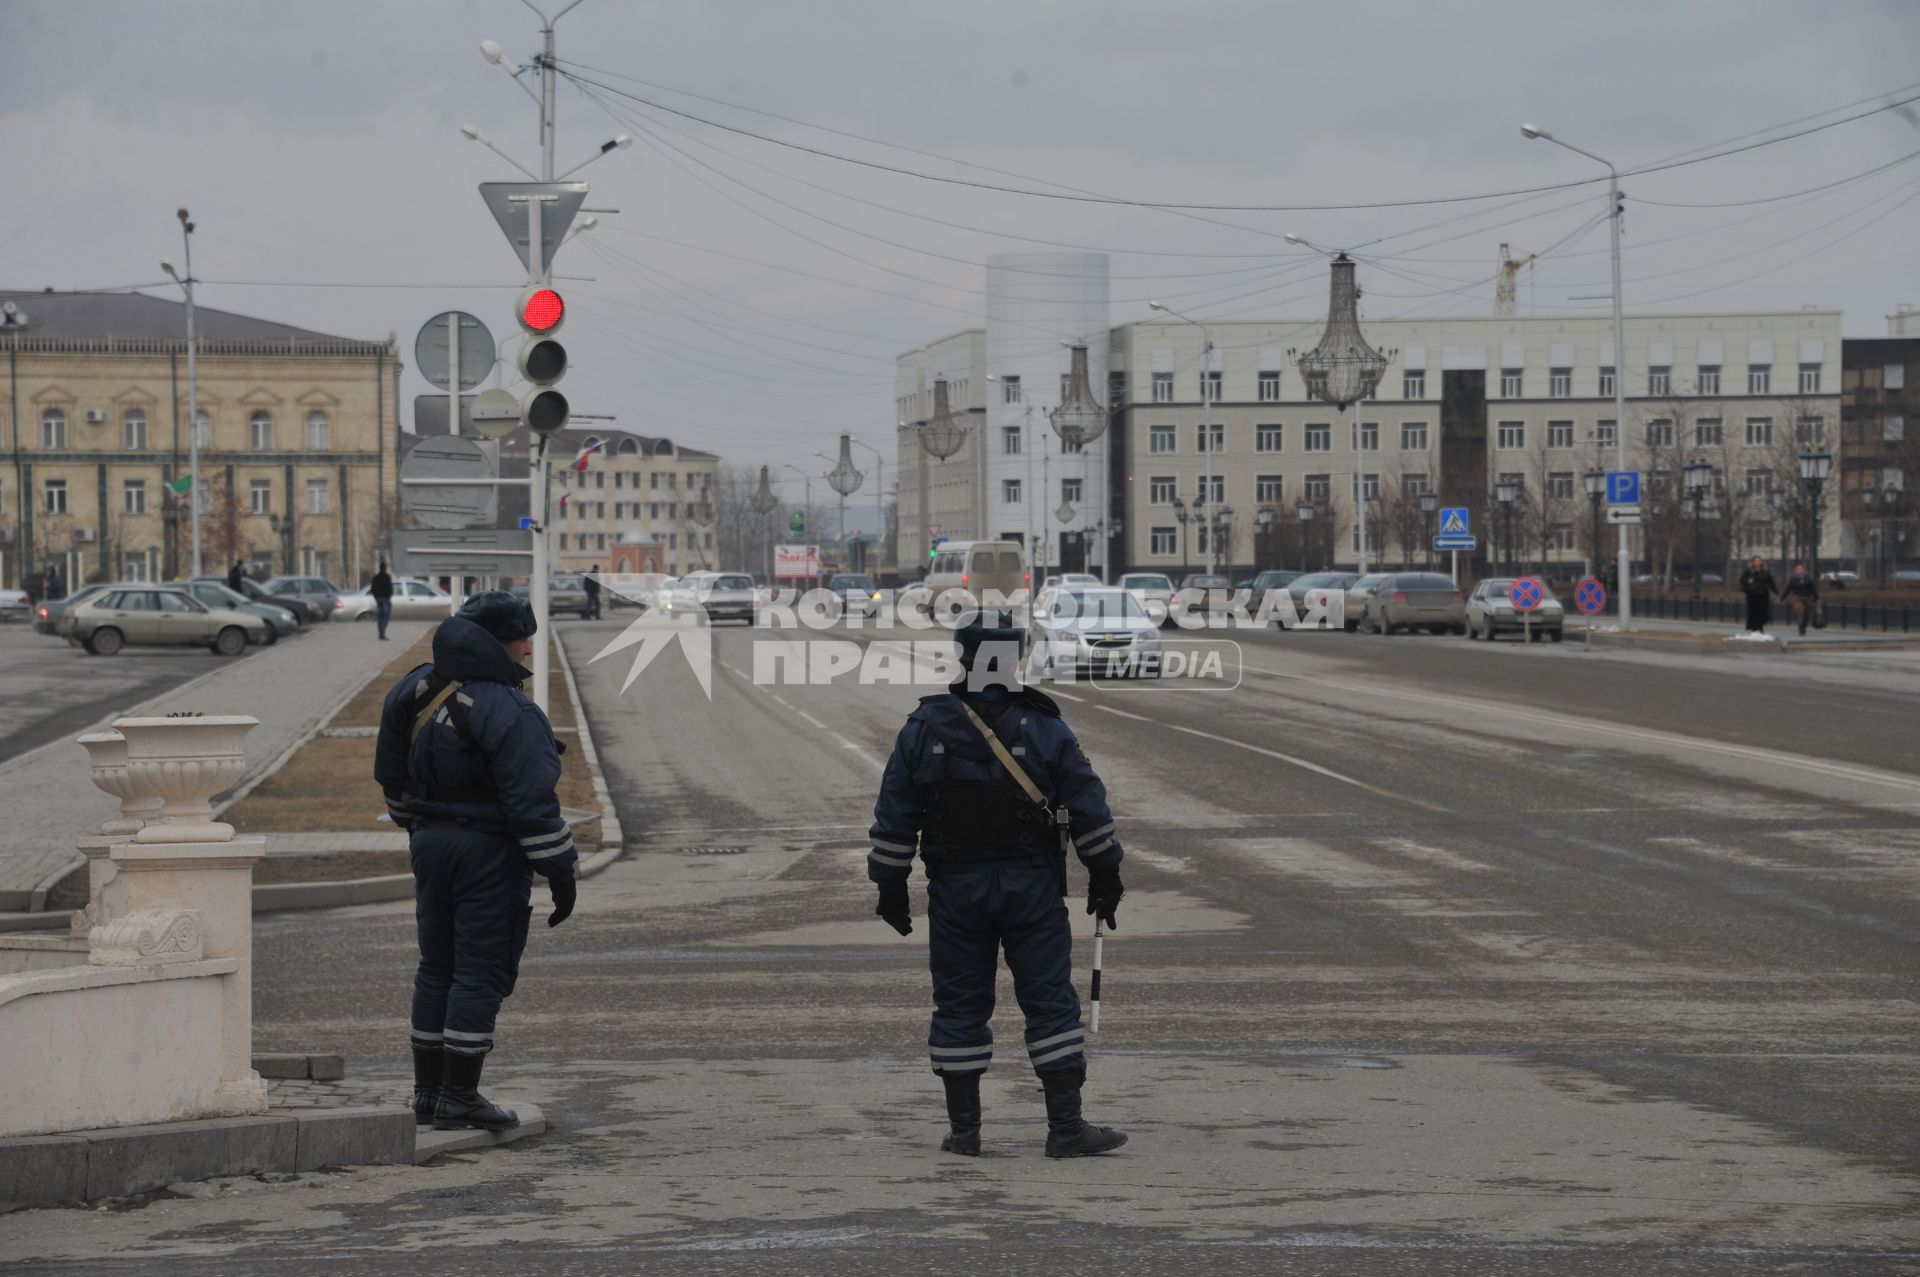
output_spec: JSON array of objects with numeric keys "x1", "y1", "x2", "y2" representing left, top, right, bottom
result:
[
  {"x1": 1173, "y1": 497, "x2": 1190, "y2": 578},
  {"x1": 1523, "y1": 123, "x2": 1631, "y2": 629},
  {"x1": 783, "y1": 462, "x2": 815, "y2": 591},
  {"x1": 1797, "y1": 448, "x2": 1833, "y2": 579},
  {"x1": 1418, "y1": 489, "x2": 1438, "y2": 572},
  {"x1": 1296, "y1": 501, "x2": 1315, "y2": 573},
  {"x1": 1148, "y1": 304, "x2": 1215, "y2": 572},
  {"x1": 1255, "y1": 505, "x2": 1275, "y2": 572},
  {"x1": 847, "y1": 438, "x2": 884, "y2": 576},
  {"x1": 1684, "y1": 457, "x2": 1713, "y2": 598},
  {"x1": 159, "y1": 209, "x2": 201, "y2": 577},
  {"x1": 1495, "y1": 478, "x2": 1518, "y2": 575},
  {"x1": 1583, "y1": 467, "x2": 1606, "y2": 580},
  {"x1": 1214, "y1": 505, "x2": 1235, "y2": 577}
]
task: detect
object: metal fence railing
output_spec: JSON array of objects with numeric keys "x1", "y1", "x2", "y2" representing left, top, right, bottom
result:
[{"x1": 1627, "y1": 594, "x2": 1916, "y2": 633}]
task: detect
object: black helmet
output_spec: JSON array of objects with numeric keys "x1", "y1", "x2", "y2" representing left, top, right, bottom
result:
[{"x1": 457, "y1": 590, "x2": 537, "y2": 643}]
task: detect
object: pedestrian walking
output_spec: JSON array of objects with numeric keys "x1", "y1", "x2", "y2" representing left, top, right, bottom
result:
[
  {"x1": 373, "y1": 592, "x2": 579, "y2": 1132},
  {"x1": 1738, "y1": 556, "x2": 1777, "y2": 632},
  {"x1": 370, "y1": 561, "x2": 395, "y2": 641},
  {"x1": 42, "y1": 564, "x2": 60, "y2": 602},
  {"x1": 227, "y1": 560, "x2": 245, "y2": 593},
  {"x1": 1780, "y1": 562, "x2": 1819, "y2": 636},
  {"x1": 868, "y1": 617, "x2": 1129, "y2": 1159},
  {"x1": 582, "y1": 565, "x2": 602, "y2": 620}
]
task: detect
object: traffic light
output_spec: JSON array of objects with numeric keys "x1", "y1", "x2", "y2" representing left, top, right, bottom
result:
[{"x1": 516, "y1": 285, "x2": 569, "y2": 436}]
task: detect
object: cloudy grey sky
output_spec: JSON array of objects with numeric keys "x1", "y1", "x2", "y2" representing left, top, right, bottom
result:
[{"x1": 4, "y1": 0, "x2": 1917, "y2": 492}]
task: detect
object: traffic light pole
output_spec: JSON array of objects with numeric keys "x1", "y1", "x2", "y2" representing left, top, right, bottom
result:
[{"x1": 527, "y1": 198, "x2": 552, "y2": 712}]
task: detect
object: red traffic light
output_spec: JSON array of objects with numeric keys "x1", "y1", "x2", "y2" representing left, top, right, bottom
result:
[{"x1": 518, "y1": 287, "x2": 565, "y2": 333}]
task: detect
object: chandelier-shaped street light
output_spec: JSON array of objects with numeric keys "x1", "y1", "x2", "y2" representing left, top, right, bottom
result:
[
  {"x1": 749, "y1": 465, "x2": 779, "y2": 579},
  {"x1": 1290, "y1": 253, "x2": 1395, "y2": 573},
  {"x1": 820, "y1": 433, "x2": 866, "y2": 561},
  {"x1": 920, "y1": 377, "x2": 969, "y2": 460},
  {"x1": 1048, "y1": 344, "x2": 1107, "y2": 448}
]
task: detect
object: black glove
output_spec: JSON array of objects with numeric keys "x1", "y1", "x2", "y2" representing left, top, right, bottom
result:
[
  {"x1": 546, "y1": 874, "x2": 577, "y2": 928},
  {"x1": 1086, "y1": 868, "x2": 1124, "y2": 931},
  {"x1": 875, "y1": 881, "x2": 913, "y2": 936}
]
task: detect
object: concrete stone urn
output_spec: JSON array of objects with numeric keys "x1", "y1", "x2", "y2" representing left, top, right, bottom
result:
[
  {"x1": 78, "y1": 730, "x2": 165, "y2": 836},
  {"x1": 115, "y1": 714, "x2": 259, "y2": 845}
]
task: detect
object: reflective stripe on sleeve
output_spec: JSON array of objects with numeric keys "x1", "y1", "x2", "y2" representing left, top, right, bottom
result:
[
  {"x1": 1078, "y1": 836, "x2": 1114, "y2": 857},
  {"x1": 870, "y1": 836, "x2": 916, "y2": 855},
  {"x1": 868, "y1": 848, "x2": 914, "y2": 867},
  {"x1": 520, "y1": 828, "x2": 572, "y2": 849},
  {"x1": 525, "y1": 839, "x2": 576, "y2": 861},
  {"x1": 1030, "y1": 1043, "x2": 1087, "y2": 1067},
  {"x1": 1074, "y1": 822, "x2": 1115, "y2": 848}
]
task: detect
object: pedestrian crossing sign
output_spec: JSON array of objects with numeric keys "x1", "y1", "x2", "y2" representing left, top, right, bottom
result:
[{"x1": 1439, "y1": 507, "x2": 1469, "y2": 537}]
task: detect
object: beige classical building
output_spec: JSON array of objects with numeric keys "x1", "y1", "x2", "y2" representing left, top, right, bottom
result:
[{"x1": 1, "y1": 289, "x2": 400, "y2": 591}]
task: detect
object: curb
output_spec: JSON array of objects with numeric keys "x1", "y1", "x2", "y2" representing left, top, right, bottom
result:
[
  {"x1": 246, "y1": 842, "x2": 625, "y2": 915},
  {"x1": 553, "y1": 635, "x2": 623, "y2": 853},
  {"x1": 1583, "y1": 630, "x2": 1785, "y2": 656},
  {"x1": 414, "y1": 1101, "x2": 546, "y2": 1163}
]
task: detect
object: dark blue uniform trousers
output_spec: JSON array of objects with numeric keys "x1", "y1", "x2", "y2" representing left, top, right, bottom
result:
[
  {"x1": 925, "y1": 861, "x2": 1087, "y2": 1080},
  {"x1": 410, "y1": 825, "x2": 534, "y2": 1057}
]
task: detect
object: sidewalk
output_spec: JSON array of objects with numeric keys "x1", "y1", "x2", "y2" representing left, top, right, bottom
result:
[
  {"x1": 1578, "y1": 615, "x2": 1920, "y2": 647},
  {"x1": 0, "y1": 620, "x2": 435, "y2": 907}
]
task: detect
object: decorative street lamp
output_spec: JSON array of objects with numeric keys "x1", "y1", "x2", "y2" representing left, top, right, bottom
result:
[
  {"x1": 1684, "y1": 456, "x2": 1714, "y2": 598},
  {"x1": 1494, "y1": 477, "x2": 1519, "y2": 576},
  {"x1": 1418, "y1": 489, "x2": 1438, "y2": 571},
  {"x1": 1048, "y1": 344, "x2": 1108, "y2": 449},
  {"x1": 1797, "y1": 448, "x2": 1833, "y2": 578},
  {"x1": 1255, "y1": 505, "x2": 1275, "y2": 572},
  {"x1": 1213, "y1": 504, "x2": 1235, "y2": 576},
  {"x1": 1290, "y1": 253, "x2": 1395, "y2": 574},
  {"x1": 820, "y1": 434, "x2": 865, "y2": 572},
  {"x1": 1296, "y1": 500, "x2": 1316, "y2": 573},
  {"x1": 920, "y1": 378, "x2": 968, "y2": 460},
  {"x1": 1583, "y1": 468, "x2": 1606, "y2": 580},
  {"x1": 1173, "y1": 496, "x2": 1191, "y2": 577}
]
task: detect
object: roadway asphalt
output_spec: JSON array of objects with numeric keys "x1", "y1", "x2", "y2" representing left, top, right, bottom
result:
[{"x1": 6, "y1": 616, "x2": 1918, "y2": 1275}]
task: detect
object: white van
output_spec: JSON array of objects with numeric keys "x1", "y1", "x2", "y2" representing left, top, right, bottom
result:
[{"x1": 903, "y1": 540, "x2": 1029, "y2": 614}]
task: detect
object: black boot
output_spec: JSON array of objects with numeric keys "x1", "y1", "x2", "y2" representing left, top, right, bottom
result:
[
  {"x1": 410, "y1": 1045, "x2": 444, "y2": 1127},
  {"x1": 940, "y1": 1073, "x2": 982, "y2": 1156},
  {"x1": 433, "y1": 1050, "x2": 519, "y2": 1131},
  {"x1": 1041, "y1": 1071, "x2": 1127, "y2": 1158}
]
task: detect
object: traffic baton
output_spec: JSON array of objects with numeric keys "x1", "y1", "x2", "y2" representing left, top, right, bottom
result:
[{"x1": 1089, "y1": 916, "x2": 1105, "y2": 1033}]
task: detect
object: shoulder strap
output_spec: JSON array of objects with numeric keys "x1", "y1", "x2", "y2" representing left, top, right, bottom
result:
[
  {"x1": 957, "y1": 701, "x2": 1047, "y2": 809},
  {"x1": 410, "y1": 680, "x2": 463, "y2": 744}
]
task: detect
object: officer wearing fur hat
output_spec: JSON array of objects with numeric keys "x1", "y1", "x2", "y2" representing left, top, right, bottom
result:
[
  {"x1": 373, "y1": 591, "x2": 578, "y2": 1131},
  {"x1": 868, "y1": 616, "x2": 1128, "y2": 1158}
]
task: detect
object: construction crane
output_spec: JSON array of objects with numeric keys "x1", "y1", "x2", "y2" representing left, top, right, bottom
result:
[{"x1": 1496, "y1": 242, "x2": 1536, "y2": 318}]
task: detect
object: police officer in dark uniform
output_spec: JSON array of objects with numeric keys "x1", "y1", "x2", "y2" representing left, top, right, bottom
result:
[
  {"x1": 868, "y1": 618, "x2": 1128, "y2": 1158},
  {"x1": 374, "y1": 592, "x2": 579, "y2": 1131}
]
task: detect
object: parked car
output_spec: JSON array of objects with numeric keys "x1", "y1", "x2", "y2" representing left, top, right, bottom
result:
[
  {"x1": 1464, "y1": 577, "x2": 1566, "y2": 642},
  {"x1": 196, "y1": 576, "x2": 313, "y2": 625},
  {"x1": 1246, "y1": 569, "x2": 1303, "y2": 598},
  {"x1": 0, "y1": 586, "x2": 30, "y2": 621},
  {"x1": 1356, "y1": 572, "x2": 1466, "y2": 635},
  {"x1": 829, "y1": 573, "x2": 881, "y2": 618},
  {"x1": 1117, "y1": 572, "x2": 1176, "y2": 626},
  {"x1": 1041, "y1": 573, "x2": 1104, "y2": 591},
  {"x1": 1278, "y1": 571, "x2": 1360, "y2": 628},
  {"x1": 262, "y1": 576, "x2": 342, "y2": 623},
  {"x1": 1892, "y1": 569, "x2": 1920, "y2": 584},
  {"x1": 60, "y1": 584, "x2": 267, "y2": 656},
  {"x1": 176, "y1": 580, "x2": 298, "y2": 643},
  {"x1": 337, "y1": 577, "x2": 455, "y2": 622},
  {"x1": 1341, "y1": 574, "x2": 1394, "y2": 633},
  {"x1": 509, "y1": 574, "x2": 590, "y2": 617},
  {"x1": 1028, "y1": 586, "x2": 1162, "y2": 680},
  {"x1": 34, "y1": 582, "x2": 114, "y2": 636},
  {"x1": 1173, "y1": 573, "x2": 1232, "y2": 621}
]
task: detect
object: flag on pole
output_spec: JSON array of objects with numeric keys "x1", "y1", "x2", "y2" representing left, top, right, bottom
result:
[
  {"x1": 167, "y1": 475, "x2": 193, "y2": 496},
  {"x1": 571, "y1": 439, "x2": 605, "y2": 472}
]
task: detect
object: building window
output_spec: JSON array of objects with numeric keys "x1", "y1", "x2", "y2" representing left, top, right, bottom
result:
[
  {"x1": 123, "y1": 408, "x2": 148, "y2": 450},
  {"x1": 1596, "y1": 420, "x2": 1617, "y2": 447},
  {"x1": 1799, "y1": 364, "x2": 1821, "y2": 394},
  {"x1": 1744, "y1": 469, "x2": 1772, "y2": 495},
  {"x1": 1646, "y1": 418, "x2": 1674, "y2": 448},
  {"x1": 1150, "y1": 527, "x2": 1176, "y2": 556},
  {"x1": 1003, "y1": 479, "x2": 1023, "y2": 504},
  {"x1": 1258, "y1": 371, "x2": 1281, "y2": 402},
  {"x1": 1196, "y1": 475, "x2": 1225, "y2": 504},
  {"x1": 1648, "y1": 366, "x2": 1670, "y2": 396},
  {"x1": 1353, "y1": 421, "x2": 1379, "y2": 451},
  {"x1": 1695, "y1": 419, "x2": 1723, "y2": 447},
  {"x1": 1749, "y1": 365, "x2": 1771, "y2": 395},
  {"x1": 305, "y1": 478, "x2": 329, "y2": 514},
  {"x1": 558, "y1": 533, "x2": 569, "y2": 551},
  {"x1": 42, "y1": 408, "x2": 67, "y2": 449},
  {"x1": 1001, "y1": 376, "x2": 1021, "y2": 404},
  {"x1": 1697, "y1": 366, "x2": 1720, "y2": 395},
  {"x1": 1149, "y1": 425, "x2": 1176, "y2": 454},
  {"x1": 1002, "y1": 425, "x2": 1021, "y2": 455},
  {"x1": 1402, "y1": 472, "x2": 1429, "y2": 496},
  {"x1": 1501, "y1": 369, "x2": 1523, "y2": 398},
  {"x1": 249, "y1": 410, "x2": 273, "y2": 451},
  {"x1": 1745, "y1": 417, "x2": 1773, "y2": 446},
  {"x1": 1351, "y1": 473, "x2": 1380, "y2": 502},
  {"x1": 192, "y1": 409, "x2": 211, "y2": 450},
  {"x1": 1201, "y1": 371, "x2": 1222, "y2": 403},
  {"x1": 123, "y1": 479, "x2": 147, "y2": 514},
  {"x1": 1149, "y1": 476, "x2": 1177, "y2": 504},
  {"x1": 1795, "y1": 417, "x2": 1825, "y2": 446},
  {"x1": 1256, "y1": 424, "x2": 1283, "y2": 452},
  {"x1": 1599, "y1": 367, "x2": 1616, "y2": 398},
  {"x1": 306, "y1": 410, "x2": 330, "y2": 450},
  {"x1": 1196, "y1": 422, "x2": 1224, "y2": 453},
  {"x1": 1304, "y1": 424, "x2": 1331, "y2": 452},
  {"x1": 1497, "y1": 422, "x2": 1526, "y2": 450},
  {"x1": 1108, "y1": 372, "x2": 1126, "y2": 410},
  {"x1": 1548, "y1": 524, "x2": 1576, "y2": 551},
  {"x1": 250, "y1": 480, "x2": 272, "y2": 514},
  {"x1": 1403, "y1": 371, "x2": 1425, "y2": 399},
  {"x1": 123, "y1": 555, "x2": 149, "y2": 582},
  {"x1": 1062, "y1": 478, "x2": 1083, "y2": 504},
  {"x1": 1549, "y1": 368, "x2": 1571, "y2": 398},
  {"x1": 650, "y1": 473, "x2": 660, "y2": 490},
  {"x1": 45, "y1": 479, "x2": 67, "y2": 513},
  {"x1": 1547, "y1": 420, "x2": 1574, "y2": 449},
  {"x1": 1304, "y1": 474, "x2": 1330, "y2": 503},
  {"x1": 1400, "y1": 422, "x2": 1429, "y2": 451},
  {"x1": 1256, "y1": 475, "x2": 1284, "y2": 502},
  {"x1": 1886, "y1": 414, "x2": 1906, "y2": 442},
  {"x1": 1547, "y1": 471, "x2": 1575, "y2": 500},
  {"x1": 1151, "y1": 372, "x2": 1174, "y2": 403}
]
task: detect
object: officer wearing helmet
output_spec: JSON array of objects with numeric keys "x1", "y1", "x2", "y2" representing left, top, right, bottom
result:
[
  {"x1": 868, "y1": 615, "x2": 1128, "y2": 1158},
  {"x1": 374, "y1": 591, "x2": 578, "y2": 1131}
]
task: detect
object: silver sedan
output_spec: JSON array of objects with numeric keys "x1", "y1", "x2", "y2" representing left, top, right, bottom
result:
[{"x1": 1464, "y1": 578, "x2": 1566, "y2": 642}]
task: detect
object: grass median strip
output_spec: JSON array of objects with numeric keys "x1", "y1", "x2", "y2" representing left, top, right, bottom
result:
[{"x1": 228, "y1": 630, "x2": 601, "y2": 885}]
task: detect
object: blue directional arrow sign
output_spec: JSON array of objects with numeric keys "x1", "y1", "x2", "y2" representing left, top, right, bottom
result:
[
  {"x1": 1438, "y1": 506, "x2": 1470, "y2": 537},
  {"x1": 1606, "y1": 470, "x2": 1641, "y2": 505}
]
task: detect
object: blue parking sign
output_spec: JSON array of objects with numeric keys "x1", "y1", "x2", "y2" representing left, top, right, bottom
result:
[{"x1": 1606, "y1": 471, "x2": 1641, "y2": 505}]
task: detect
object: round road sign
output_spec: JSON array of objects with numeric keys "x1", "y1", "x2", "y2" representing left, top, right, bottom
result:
[
  {"x1": 470, "y1": 388, "x2": 521, "y2": 439},
  {"x1": 1510, "y1": 576, "x2": 1545, "y2": 612},
  {"x1": 414, "y1": 311, "x2": 496, "y2": 392},
  {"x1": 1574, "y1": 576, "x2": 1608, "y2": 615}
]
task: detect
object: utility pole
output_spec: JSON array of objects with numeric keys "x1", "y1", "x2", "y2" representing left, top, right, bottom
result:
[{"x1": 161, "y1": 211, "x2": 201, "y2": 577}]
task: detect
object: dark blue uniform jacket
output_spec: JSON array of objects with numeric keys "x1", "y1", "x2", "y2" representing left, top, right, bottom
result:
[{"x1": 373, "y1": 616, "x2": 578, "y2": 881}]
